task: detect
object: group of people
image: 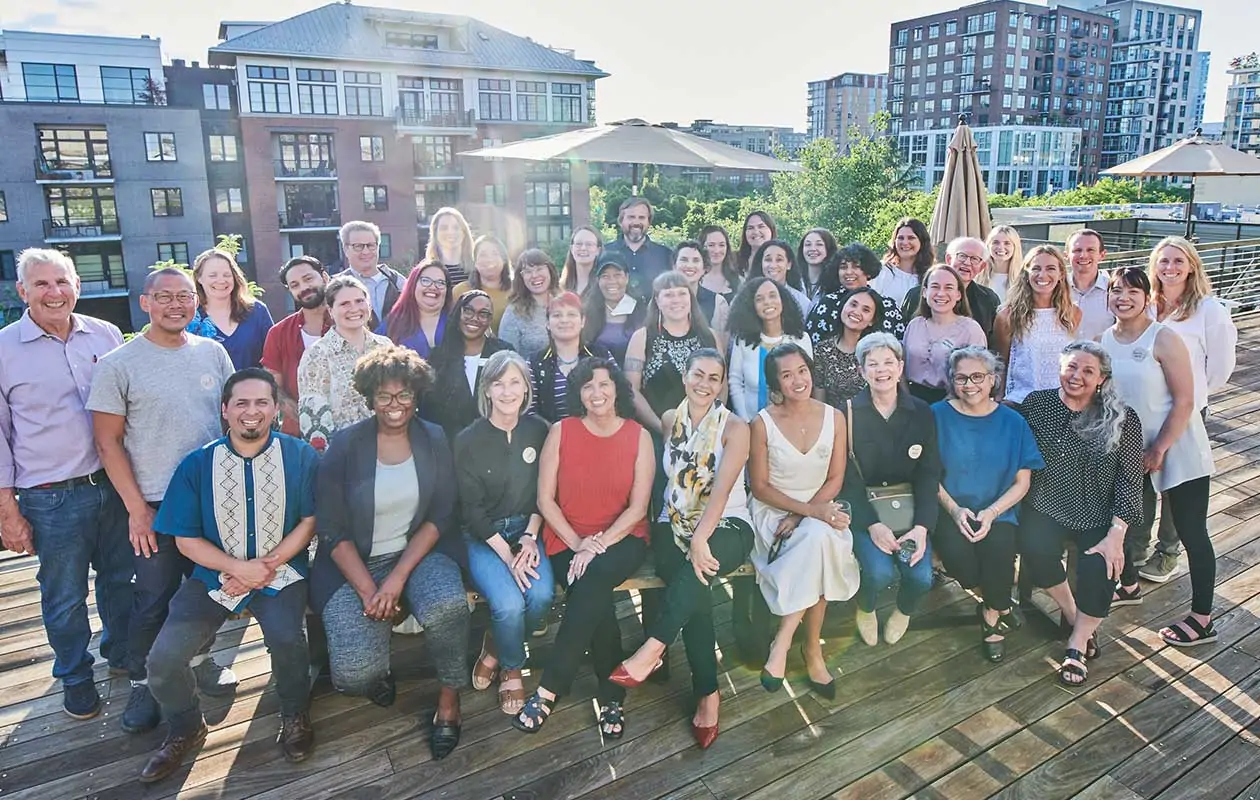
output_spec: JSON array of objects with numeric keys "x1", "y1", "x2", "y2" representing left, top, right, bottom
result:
[{"x1": 0, "y1": 197, "x2": 1239, "y2": 783}]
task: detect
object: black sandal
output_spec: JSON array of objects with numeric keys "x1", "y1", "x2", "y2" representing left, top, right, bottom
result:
[
  {"x1": 511, "y1": 692, "x2": 555, "y2": 734},
  {"x1": 430, "y1": 714, "x2": 461, "y2": 760},
  {"x1": 1160, "y1": 616, "x2": 1217, "y2": 648},
  {"x1": 598, "y1": 701, "x2": 625, "y2": 739},
  {"x1": 1058, "y1": 648, "x2": 1088, "y2": 687},
  {"x1": 979, "y1": 613, "x2": 1006, "y2": 663},
  {"x1": 1085, "y1": 633, "x2": 1101, "y2": 660}
]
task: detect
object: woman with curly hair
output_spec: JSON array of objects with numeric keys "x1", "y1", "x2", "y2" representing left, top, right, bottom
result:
[
  {"x1": 727, "y1": 277, "x2": 813, "y2": 421},
  {"x1": 994, "y1": 245, "x2": 1081, "y2": 403},
  {"x1": 188, "y1": 248, "x2": 274, "y2": 369},
  {"x1": 499, "y1": 249, "x2": 560, "y2": 360},
  {"x1": 746, "y1": 239, "x2": 812, "y2": 318},
  {"x1": 807, "y1": 242, "x2": 907, "y2": 342},
  {"x1": 310, "y1": 345, "x2": 470, "y2": 759},
  {"x1": 872, "y1": 218, "x2": 933, "y2": 308}
]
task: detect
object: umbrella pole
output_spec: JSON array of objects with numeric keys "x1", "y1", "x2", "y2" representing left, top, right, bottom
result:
[
  {"x1": 1184, "y1": 178, "x2": 1195, "y2": 239},
  {"x1": 632, "y1": 163, "x2": 640, "y2": 196}
]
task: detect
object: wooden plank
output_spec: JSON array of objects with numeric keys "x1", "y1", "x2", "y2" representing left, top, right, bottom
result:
[{"x1": 1154, "y1": 736, "x2": 1260, "y2": 799}]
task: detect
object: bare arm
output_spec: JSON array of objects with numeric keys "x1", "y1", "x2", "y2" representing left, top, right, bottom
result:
[
  {"x1": 749, "y1": 408, "x2": 845, "y2": 519},
  {"x1": 1149, "y1": 327, "x2": 1195, "y2": 462},
  {"x1": 92, "y1": 412, "x2": 147, "y2": 515},
  {"x1": 623, "y1": 328, "x2": 662, "y2": 434}
]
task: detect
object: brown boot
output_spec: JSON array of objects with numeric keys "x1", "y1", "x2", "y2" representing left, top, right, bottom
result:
[
  {"x1": 139, "y1": 723, "x2": 208, "y2": 783},
  {"x1": 279, "y1": 712, "x2": 315, "y2": 762}
]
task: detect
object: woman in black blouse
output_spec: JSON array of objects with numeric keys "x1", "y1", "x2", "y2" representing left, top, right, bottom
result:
[
  {"x1": 531, "y1": 292, "x2": 612, "y2": 423},
  {"x1": 420, "y1": 290, "x2": 514, "y2": 441},
  {"x1": 456, "y1": 350, "x2": 554, "y2": 716},
  {"x1": 1018, "y1": 341, "x2": 1145, "y2": 688},
  {"x1": 807, "y1": 243, "x2": 907, "y2": 343}
]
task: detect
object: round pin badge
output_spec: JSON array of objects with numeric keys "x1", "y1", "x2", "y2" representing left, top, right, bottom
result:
[
  {"x1": 908, "y1": 444, "x2": 923, "y2": 459},
  {"x1": 1132, "y1": 348, "x2": 1147, "y2": 362},
  {"x1": 201, "y1": 374, "x2": 216, "y2": 390},
  {"x1": 523, "y1": 446, "x2": 537, "y2": 464}
]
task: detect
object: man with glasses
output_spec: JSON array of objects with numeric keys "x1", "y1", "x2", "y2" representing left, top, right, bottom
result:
[
  {"x1": 336, "y1": 220, "x2": 404, "y2": 325},
  {"x1": 87, "y1": 268, "x2": 239, "y2": 734},
  {"x1": 0, "y1": 249, "x2": 132, "y2": 721},
  {"x1": 900, "y1": 236, "x2": 1002, "y2": 343}
]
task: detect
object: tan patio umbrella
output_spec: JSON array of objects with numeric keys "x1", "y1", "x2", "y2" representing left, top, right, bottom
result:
[
  {"x1": 1102, "y1": 128, "x2": 1260, "y2": 237},
  {"x1": 927, "y1": 118, "x2": 992, "y2": 256},
  {"x1": 459, "y1": 119, "x2": 799, "y2": 192}
]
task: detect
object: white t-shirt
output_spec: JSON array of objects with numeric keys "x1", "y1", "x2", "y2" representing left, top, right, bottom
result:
[
  {"x1": 870, "y1": 264, "x2": 920, "y2": 309},
  {"x1": 300, "y1": 329, "x2": 321, "y2": 349}
]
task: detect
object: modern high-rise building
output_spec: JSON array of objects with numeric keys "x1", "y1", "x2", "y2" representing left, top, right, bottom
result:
[
  {"x1": 806, "y1": 72, "x2": 888, "y2": 152},
  {"x1": 899, "y1": 123, "x2": 1081, "y2": 193},
  {"x1": 0, "y1": 30, "x2": 216, "y2": 329},
  {"x1": 1222, "y1": 52, "x2": 1260, "y2": 155}
]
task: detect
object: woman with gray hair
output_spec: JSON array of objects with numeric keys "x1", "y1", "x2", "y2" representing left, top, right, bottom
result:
[
  {"x1": 1017, "y1": 341, "x2": 1145, "y2": 688},
  {"x1": 453, "y1": 350, "x2": 553, "y2": 716},
  {"x1": 931, "y1": 346, "x2": 1044, "y2": 662}
]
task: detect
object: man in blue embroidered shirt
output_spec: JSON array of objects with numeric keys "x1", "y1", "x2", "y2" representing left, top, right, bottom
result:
[{"x1": 139, "y1": 368, "x2": 319, "y2": 784}]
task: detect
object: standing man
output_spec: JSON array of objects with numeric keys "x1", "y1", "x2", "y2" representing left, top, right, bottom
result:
[
  {"x1": 336, "y1": 220, "x2": 404, "y2": 325},
  {"x1": 87, "y1": 268, "x2": 239, "y2": 734},
  {"x1": 1067, "y1": 228, "x2": 1114, "y2": 340},
  {"x1": 900, "y1": 236, "x2": 1002, "y2": 342},
  {"x1": 0, "y1": 249, "x2": 133, "y2": 720},
  {"x1": 262, "y1": 256, "x2": 332, "y2": 437},
  {"x1": 139, "y1": 369, "x2": 318, "y2": 783},
  {"x1": 602, "y1": 198, "x2": 673, "y2": 301}
]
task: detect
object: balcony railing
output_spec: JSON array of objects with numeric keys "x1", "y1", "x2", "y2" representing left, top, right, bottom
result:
[
  {"x1": 35, "y1": 158, "x2": 113, "y2": 181},
  {"x1": 1070, "y1": 26, "x2": 1086, "y2": 39},
  {"x1": 274, "y1": 159, "x2": 337, "y2": 179},
  {"x1": 395, "y1": 106, "x2": 477, "y2": 129},
  {"x1": 43, "y1": 219, "x2": 121, "y2": 239},
  {"x1": 279, "y1": 209, "x2": 341, "y2": 229},
  {"x1": 413, "y1": 159, "x2": 464, "y2": 179},
  {"x1": 1101, "y1": 238, "x2": 1260, "y2": 316}
]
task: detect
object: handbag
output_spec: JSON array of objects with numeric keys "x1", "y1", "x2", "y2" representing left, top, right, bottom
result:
[{"x1": 846, "y1": 399, "x2": 916, "y2": 535}]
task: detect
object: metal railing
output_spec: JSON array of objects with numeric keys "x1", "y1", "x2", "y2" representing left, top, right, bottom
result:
[
  {"x1": 43, "y1": 219, "x2": 121, "y2": 239},
  {"x1": 279, "y1": 209, "x2": 341, "y2": 229},
  {"x1": 395, "y1": 107, "x2": 476, "y2": 129},
  {"x1": 273, "y1": 159, "x2": 337, "y2": 179},
  {"x1": 1099, "y1": 238, "x2": 1260, "y2": 316},
  {"x1": 34, "y1": 157, "x2": 113, "y2": 181}
]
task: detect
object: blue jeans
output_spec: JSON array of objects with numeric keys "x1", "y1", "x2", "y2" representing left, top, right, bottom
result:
[
  {"x1": 852, "y1": 530, "x2": 934, "y2": 615},
  {"x1": 19, "y1": 478, "x2": 133, "y2": 687},
  {"x1": 464, "y1": 515, "x2": 555, "y2": 671}
]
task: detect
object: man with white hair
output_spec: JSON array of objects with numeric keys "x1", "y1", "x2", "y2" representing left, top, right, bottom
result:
[
  {"x1": 0, "y1": 248, "x2": 133, "y2": 721},
  {"x1": 335, "y1": 220, "x2": 404, "y2": 324},
  {"x1": 900, "y1": 236, "x2": 1002, "y2": 342}
]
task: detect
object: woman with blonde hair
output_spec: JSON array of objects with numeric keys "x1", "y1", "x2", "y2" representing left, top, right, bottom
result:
[
  {"x1": 453, "y1": 235, "x2": 512, "y2": 333},
  {"x1": 994, "y1": 245, "x2": 1081, "y2": 403},
  {"x1": 187, "y1": 248, "x2": 274, "y2": 369},
  {"x1": 425, "y1": 206, "x2": 475, "y2": 286},
  {"x1": 559, "y1": 226, "x2": 604, "y2": 296},
  {"x1": 980, "y1": 225, "x2": 1023, "y2": 301}
]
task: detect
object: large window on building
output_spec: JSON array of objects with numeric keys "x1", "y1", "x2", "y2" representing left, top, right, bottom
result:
[
  {"x1": 344, "y1": 71, "x2": 384, "y2": 116},
  {"x1": 215, "y1": 188, "x2": 244, "y2": 214},
  {"x1": 208, "y1": 135, "x2": 239, "y2": 162},
  {"x1": 23, "y1": 63, "x2": 79, "y2": 102},
  {"x1": 516, "y1": 81, "x2": 547, "y2": 121},
  {"x1": 478, "y1": 79, "x2": 512, "y2": 121},
  {"x1": 0, "y1": 251, "x2": 14, "y2": 281},
  {"x1": 45, "y1": 186, "x2": 117, "y2": 229},
  {"x1": 0, "y1": 192, "x2": 6, "y2": 223},
  {"x1": 429, "y1": 78, "x2": 464, "y2": 119},
  {"x1": 101, "y1": 66, "x2": 152, "y2": 104},
  {"x1": 524, "y1": 180, "x2": 571, "y2": 244},
  {"x1": 385, "y1": 32, "x2": 438, "y2": 49},
  {"x1": 413, "y1": 135, "x2": 455, "y2": 175},
  {"x1": 64, "y1": 243, "x2": 126, "y2": 289},
  {"x1": 297, "y1": 68, "x2": 339, "y2": 115},
  {"x1": 416, "y1": 183, "x2": 458, "y2": 225},
  {"x1": 551, "y1": 83, "x2": 582, "y2": 123},
  {"x1": 360, "y1": 136, "x2": 385, "y2": 162},
  {"x1": 277, "y1": 133, "x2": 335, "y2": 176},
  {"x1": 157, "y1": 242, "x2": 189, "y2": 264},
  {"x1": 246, "y1": 65, "x2": 291, "y2": 113},
  {"x1": 150, "y1": 188, "x2": 183, "y2": 217},
  {"x1": 363, "y1": 185, "x2": 388, "y2": 211},
  {"x1": 38, "y1": 127, "x2": 111, "y2": 177},
  {"x1": 144, "y1": 132, "x2": 177, "y2": 162},
  {"x1": 203, "y1": 84, "x2": 232, "y2": 111}
]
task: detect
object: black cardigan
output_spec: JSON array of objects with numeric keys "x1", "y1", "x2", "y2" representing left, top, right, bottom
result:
[
  {"x1": 421, "y1": 337, "x2": 515, "y2": 441},
  {"x1": 530, "y1": 341, "x2": 612, "y2": 423},
  {"x1": 308, "y1": 415, "x2": 464, "y2": 613}
]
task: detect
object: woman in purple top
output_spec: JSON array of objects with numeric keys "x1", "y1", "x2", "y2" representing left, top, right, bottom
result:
[
  {"x1": 381, "y1": 260, "x2": 452, "y2": 359},
  {"x1": 187, "y1": 248, "x2": 274, "y2": 369}
]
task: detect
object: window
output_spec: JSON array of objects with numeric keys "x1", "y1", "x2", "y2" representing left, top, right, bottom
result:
[
  {"x1": 246, "y1": 65, "x2": 291, "y2": 113},
  {"x1": 378, "y1": 233, "x2": 392, "y2": 260},
  {"x1": 23, "y1": 63, "x2": 78, "y2": 102},
  {"x1": 47, "y1": 187, "x2": 118, "y2": 229},
  {"x1": 516, "y1": 80, "x2": 548, "y2": 121},
  {"x1": 214, "y1": 188, "x2": 244, "y2": 214},
  {"x1": 360, "y1": 136, "x2": 385, "y2": 161},
  {"x1": 157, "y1": 242, "x2": 189, "y2": 264},
  {"x1": 150, "y1": 188, "x2": 183, "y2": 217},
  {"x1": 297, "y1": 68, "x2": 338, "y2": 115},
  {"x1": 38, "y1": 127, "x2": 111, "y2": 176},
  {"x1": 0, "y1": 192, "x2": 6, "y2": 223},
  {"x1": 208, "y1": 135, "x2": 238, "y2": 162},
  {"x1": 0, "y1": 252, "x2": 14, "y2": 281},
  {"x1": 344, "y1": 71, "x2": 384, "y2": 116},
  {"x1": 983, "y1": 34, "x2": 995, "y2": 49},
  {"x1": 277, "y1": 133, "x2": 335, "y2": 176},
  {"x1": 413, "y1": 135, "x2": 455, "y2": 175},
  {"x1": 945, "y1": 41, "x2": 956, "y2": 55},
  {"x1": 144, "y1": 132, "x2": 177, "y2": 162},
  {"x1": 101, "y1": 66, "x2": 151, "y2": 104},
  {"x1": 927, "y1": 63, "x2": 937, "y2": 77},
  {"x1": 203, "y1": 83, "x2": 231, "y2": 110},
  {"x1": 946, "y1": 20, "x2": 958, "y2": 35},
  {"x1": 484, "y1": 184, "x2": 507, "y2": 206},
  {"x1": 417, "y1": 182, "x2": 458, "y2": 224},
  {"x1": 913, "y1": 26, "x2": 923, "y2": 42},
  {"x1": 551, "y1": 83, "x2": 582, "y2": 122},
  {"x1": 929, "y1": 23, "x2": 940, "y2": 38},
  {"x1": 912, "y1": 65, "x2": 921, "y2": 79},
  {"x1": 385, "y1": 32, "x2": 438, "y2": 49},
  {"x1": 927, "y1": 44, "x2": 938, "y2": 58},
  {"x1": 478, "y1": 78, "x2": 512, "y2": 121},
  {"x1": 896, "y1": 28, "x2": 908, "y2": 45},
  {"x1": 983, "y1": 54, "x2": 994, "y2": 69},
  {"x1": 363, "y1": 185, "x2": 388, "y2": 211},
  {"x1": 912, "y1": 46, "x2": 922, "y2": 60}
]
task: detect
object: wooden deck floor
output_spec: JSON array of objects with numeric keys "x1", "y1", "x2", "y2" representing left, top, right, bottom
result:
[{"x1": 2, "y1": 318, "x2": 1259, "y2": 800}]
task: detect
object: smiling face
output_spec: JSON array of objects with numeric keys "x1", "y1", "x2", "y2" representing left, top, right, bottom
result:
[
  {"x1": 925, "y1": 269, "x2": 962, "y2": 315},
  {"x1": 141, "y1": 272, "x2": 198, "y2": 333},
  {"x1": 1153, "y1": 244, "x2": 1191, "y2": 291},
  {"x1": 223, "y1": 378, "x2": 277, "y2": 442},
  {"x1": 414, "y1": 266, "x2": 448, "y2": 313},
  {"x1": 946, "y1": 241, "x2": 986, "y2": 284},
  {"x1": 655, "y1": 285, "x2": 693, "y2": 324},
  {"x1": 580, "y1": 367, "x2": 617, "y2": 417},
  {"x1": 894, "y1": 226, "x2": 921, "y2": 260},
  {"x1": 951, "y1": 356, "x2": 995, "y2": 408},
  {"x1": 329, "y1": 284, "x2": 370, "y2": 331},
  {"x1": 683, "y1": 356, "x2": 725, "y2": 407},
  {"x1": 744, "y1": 215, "x2": 772, "y2": 250},
  {"x1": 196, "y1": 255, "x2": 237, "y2": 304},
  {"x1": 570, "y1": 229, "x2": 601, "y2": 267},
  {"x1": 344, "y1": 229, "x2": 380, "y2": 273},
  {"x1": 598, "y1": 266, "x2": 628, "y2": 304},
  {"x1": 620, "y1": 203, "x2": 650, "y2": 243},
  {"x1": 285, "y1": 263, "x2": 327, "y2": 310},
  {"x1": 839, "y1": 259, "x2": 868, "y2": 290},
  {"x1": 773, "y1": 352, "x2": 813, "y2": 400},
  {"x1": 1026, "y1": 252, "x2": 1063, "y2": 298},
  {"x1": 488, "y1": 363, "x2": 529, "y2": 418},
  {"x1": 841, "y1": 292, "x2": 877, "y2": 333},
  {"x1": 1069, "y1": 233, "x2": 1105, "y2": 277},
  {"x1": 474, "y1": 242, "x2": 507, "y2": 286},
  {"x1": 18, "y1": 258, "x2": 80, "y2": 332},
  {"x1": 1107, "y1": 278, "x2": 1148, "y2": 321},
  {"x1": 547, "y1": 303, "x2": 584, "y2": 343},
  {"x1": 1059, "y1": 350, "x2": 1106, "y2": 403},
  {"x1": 753, "y1": 281, "x2": 783, "y2": 325},
  {"x1": 759, "y1": 245, "x2": 791, "y2": 283},
  {"x1": 703, "y1": 231, "x2": 728, "y2": 268},
  {"x1": 802, "y1": 232, "x2": 828, "y2": 266},
  {"x1": 520, "y1": 260, "x2": 553, "y2": 296},
  {"x1": 989, "y1": 232, "x2": 1014, "y2": 262},
  {"x1": 372, "y1": 378, "x2": 416, "y2": 432},
  {"x1": 435, "y1": 213, "x2": 463, "y2": 252},
  {"x1": 459, "y1": 295, "x2": 493, "y2": 340},
  {"x1": 674, "y1": 246, "x2": 706, "y2": 284},
  {"x1": 861, "y1": 345, "x2": 904, "y2": 393}
]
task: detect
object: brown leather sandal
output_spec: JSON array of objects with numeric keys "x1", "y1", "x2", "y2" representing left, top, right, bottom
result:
[
  {"x1": 498, "y1": 670, "x2": 526, "y2": 715},
  {"x1": 472, "y1": 633, "x2": 498, "y2": 691}
]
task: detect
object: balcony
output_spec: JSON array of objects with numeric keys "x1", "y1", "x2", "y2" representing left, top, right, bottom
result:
[
  {"x1": 43, "y1": 219, "x2": 122, "y2": 241},
  {"x1": 958, "y1": 80, "x2": 992, "y2": 95},
  {"x1": 1064, "y1": 102, "x2": 1084, "y2": 116},
  {"x1": 1070, "y1": 26, "x2": 1086, "y2": 39},
  {"x1": 395, "y1": 106, "x2": 477, "y2": 133},
  {"x1": 414, "y1": 159, "x2": 464, "y2": 180},
  {"x1": 1069, "y1": 43, "x2": 1086, "y2": 58},
  {"x1": 279, "y1": 208, "x2": 341, "y2": 231},
  {"x1": 34, "y1": 158, "x2": 113, "y2": 183},
  {"x1": 273, "y1": 159, "x2": 337, "y2": 180},
  {"x1": 1068, "y1": 66, "x2": 1085, "y2": 78}
]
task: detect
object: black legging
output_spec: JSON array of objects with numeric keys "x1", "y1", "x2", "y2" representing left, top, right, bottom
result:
[
  {"x1": 1123, "y1": 475, "x2": 1214, "y2": 615},
  {"x1": 647, "y1": 520, "x2": 754, "y2": 697},
  {"x1": 1018, "y1": 506, "x2": 1113, "y2": 619},
  {"x1": 543, "y1": 535, "x2": 647, "y2": 704},
  {"x1": 932, "y1": 517, "x2": 1017, "y2": 613}
]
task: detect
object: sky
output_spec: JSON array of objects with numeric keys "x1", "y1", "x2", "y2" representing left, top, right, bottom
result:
[{"x1": 5, "y1": 0, "x2": 1257, "y2": 130}]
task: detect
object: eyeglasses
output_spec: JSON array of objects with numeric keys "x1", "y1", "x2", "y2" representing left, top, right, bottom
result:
[
  {"x1": 348, "y1": 242, "x2": 379, "y2": 253},
  {"x1": 460, "y1": 306, "x2": 493, "y2": 322},
  {"x1": 952, "y1": 372, "x2": 993, "y2": 385},
  {"x1": 149, "y1": 291, "x2": 196, "y2": 305},
  {"x1": 418, "y1": 276, "x2": 448, "y2": 289},
  {"x1": 374, "y1": 390, "x2": 415, "y2": 406},
  {"x1": 951, "y1": 252, "x2": 986, "y2": 265}
]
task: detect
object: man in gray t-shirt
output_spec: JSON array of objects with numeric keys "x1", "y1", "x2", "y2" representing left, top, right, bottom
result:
[{"x1": 87, "y1": 268, "x2": 239, "y2": 734}]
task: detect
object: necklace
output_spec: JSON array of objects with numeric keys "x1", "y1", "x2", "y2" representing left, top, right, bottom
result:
[{"x1": 557, "y1": 352, "x2": 581, "y2": 366}]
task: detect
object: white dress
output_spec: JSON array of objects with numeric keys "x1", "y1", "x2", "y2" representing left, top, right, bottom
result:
[
  {"x1": 749, "y1": 407, "x2": 860, "y2": 616},
  {"x1": 1102, "y1": 323, "x2": 1213, "y2": 493},
  {"x1": 1005, "y1": 308, "x2": 1074, "y2": 404}
]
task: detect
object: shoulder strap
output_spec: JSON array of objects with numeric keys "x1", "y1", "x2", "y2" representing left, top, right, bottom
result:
[{"x1": 845, "y1": 399, "x2": 865, "y2": 482}]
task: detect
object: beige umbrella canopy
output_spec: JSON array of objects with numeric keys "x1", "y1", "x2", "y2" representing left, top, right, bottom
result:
[
  {"x1": 927, "y1": 119, "x2": 992, "y2": 255},
  {"x1": 1102, "y1": 129, "x2": 1260, "y2": 237}
]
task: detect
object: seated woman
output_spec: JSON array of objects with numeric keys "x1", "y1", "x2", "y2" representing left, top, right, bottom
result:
[
  {"x1": 902, "y1": 264, "x2": 987, "y2": 403},
  {"x1": 583, "y1": 253, "x2": 645, "y2": 365},
  {"x1": 839, "y1": 333, "x2": 941, "y2": 647},
  {"x1": 727, "y1": 277, "x2": 813, "y2": 422},
  {"x1": 456, "y1": 350, "x2": 554, "y2": 716},
  {"x1": 381, "y1": 260, "x2": 453, "y2": 359},
  {"x1": 1018, "y1": 342, "x2": 1144, "y2": 687},
  {"x1": 531, "y1": 292, "x2": 612, "y2": 423},
  {"x1": 607, "y1": 349, "x2": 753, "y2": 750},
  {"x1": 513, "y1": 358, "x2": 654, "y2": 738},
  {"x1": 932, "y1": 346, "x2": 1044, "y2": 662},
  {"x1": 807, "y1": 243, "x2": 907, "y2": 342},
  {"x1": 420, "y1": 290, "x2": 514, "y2": 441},
  {"x1": 746, "y1": 239, "x2": 812, "y2": 317},
  {"x1": 309, "y1": 346, "x2": 470, "y2": 759},
  {"x1": 499, "y1": 249, "x2": 560, "y2": 360},
  {"x1": 673, "y1": 240, "x2": 730, "y2": 332},
  {"x1": 749, "y1": 343, "x2": 859, "y2": 698},
  {"x1": 813, "y1": 288, "x2": 883, "y2": 407}
]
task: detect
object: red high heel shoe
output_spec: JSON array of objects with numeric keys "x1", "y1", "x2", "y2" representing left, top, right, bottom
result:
[
  {"x1": 608, "y1": 658, "x2": 663, "y2": 689},
  {"x1": 692, "y1": 721, "x2": 719, "y2": 749}
]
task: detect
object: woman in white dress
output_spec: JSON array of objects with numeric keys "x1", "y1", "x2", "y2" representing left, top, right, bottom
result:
[
  {"x1": 994, "y1": 245, "x2": 1081, "y2": 403},
  {"x1": 749, "y1": 342, "x2": 859, "y2": 699}
]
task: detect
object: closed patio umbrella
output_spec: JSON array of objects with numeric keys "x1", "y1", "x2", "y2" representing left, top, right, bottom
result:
[{"x1": 927, "y1": 118, "x2": 992, "y2": 255}]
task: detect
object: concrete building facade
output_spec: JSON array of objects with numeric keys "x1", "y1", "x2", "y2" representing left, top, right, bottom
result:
[{"x1": 807, "y1": 72, "x2": 888, "y2": 152}]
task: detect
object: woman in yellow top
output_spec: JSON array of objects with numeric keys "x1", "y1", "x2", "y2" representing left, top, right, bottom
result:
[{"x1": 452, "y1": 235, "x2": 513, "y2": 334}]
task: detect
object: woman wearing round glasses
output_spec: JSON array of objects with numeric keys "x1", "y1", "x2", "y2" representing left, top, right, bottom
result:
[
  {"x1": 381, "y1": 261, "x2": 453, "y2": 359},
  {"x1": 499, "y1": 250, "x2": 560, "y2": 360},
  {"x1": 421, "y1": 290, "x2": 516, "y2": 441}
]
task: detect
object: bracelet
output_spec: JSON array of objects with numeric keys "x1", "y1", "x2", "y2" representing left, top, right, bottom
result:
[{"x1": 520, "y1": 531, "x2": 537, "y2": 541}]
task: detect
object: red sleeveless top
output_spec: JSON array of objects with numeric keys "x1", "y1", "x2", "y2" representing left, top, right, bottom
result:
[{"x1": 542, "y1": 416, "x2": 649, "y2": 556}]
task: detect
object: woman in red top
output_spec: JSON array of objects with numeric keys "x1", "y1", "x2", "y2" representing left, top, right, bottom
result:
[{"x1": 513, "y1": 357, "x2": 654, "y2": 739}]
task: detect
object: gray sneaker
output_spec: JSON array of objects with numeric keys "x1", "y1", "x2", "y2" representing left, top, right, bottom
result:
[
  {"x1": 1138, "y1": 551, "x2": 1180, "y2": 584},
  {"x1": 192, "y1": 659, "x2": 239, "y2": 697}
]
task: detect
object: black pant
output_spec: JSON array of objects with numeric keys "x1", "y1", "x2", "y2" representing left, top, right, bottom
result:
[
  {"x1": 1018, "y1": 506, "x2": 1113, "y2": 619},
  {"x1": 647, "y1": 520, "x2": 754, "y2": 697},
  {"x1": 1121, "y1": 475, "x2": 1161, "y2": 588},
  {"x1": 543, "y1": 535, "x2": 647, "y2": 704},
  {"x1": 933, "y1": 517, "x2": 1017, "y2": 613},
  {"x1": 127, "y1": 524, "x2": 198, "y2": 680},
  {"x1": 1124, "y1": 476, "x2": 1213, "y2": 615}
]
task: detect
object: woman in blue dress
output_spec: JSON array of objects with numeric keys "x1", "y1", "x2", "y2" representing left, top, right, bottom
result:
[{"x1": 188, "y1": 248, "x2": 274, "y2": 368}]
